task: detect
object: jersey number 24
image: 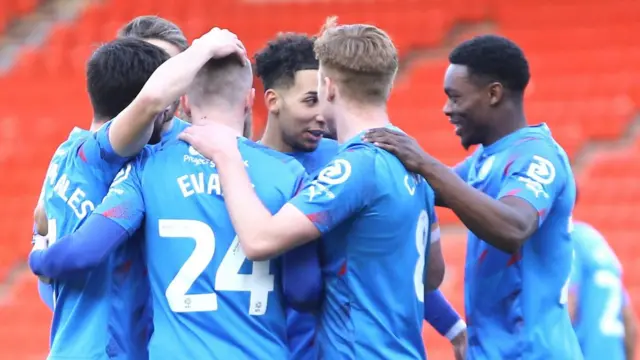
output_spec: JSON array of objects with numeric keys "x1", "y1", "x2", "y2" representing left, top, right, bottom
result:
[{"x1": 160, "y1": 219, "x2": 274, "y2": 316}]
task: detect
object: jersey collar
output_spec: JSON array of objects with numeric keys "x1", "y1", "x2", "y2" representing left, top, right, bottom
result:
[{"x1": 480, "y1": 123, "x2": 550, "y2": 156}]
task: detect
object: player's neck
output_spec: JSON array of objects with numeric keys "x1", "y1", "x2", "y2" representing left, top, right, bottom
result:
[
  {"x1": 190, "y1": 107, "x2": 244, "y2": 136},
  {"x1": 261, "y1": 119, "x2": 294, "y2": 153},
  {"x1": 484, "y1": 109, "x2": 528, "y2": 147},
  {"x1": 335, "y1": 105, "x2": 390, "y2": 143},
  {"x1": 89, "y1": 118, "x2": 108, "y2": 132}
]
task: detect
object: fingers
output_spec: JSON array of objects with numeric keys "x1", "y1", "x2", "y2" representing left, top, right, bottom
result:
[{"x1": 372, "y1": 142, "x2": 396, "y2": 154}]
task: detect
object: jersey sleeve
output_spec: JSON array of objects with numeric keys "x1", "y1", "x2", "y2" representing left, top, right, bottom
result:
[
  {"x1": 288, "y1": 145, "x2": 376, "y2": 235},
  {"x1": 77, "y1": 121, "x2": 130, "y2": 174},
  {"x1": 497, "y1": 140, "x2": 567, "y2": 225},
  {"x1": 95, "y1": 159, "x2": 146, "y2": 235},
  {"x1": 424, "y1": 289, "x2": 465, "y2": 340}
]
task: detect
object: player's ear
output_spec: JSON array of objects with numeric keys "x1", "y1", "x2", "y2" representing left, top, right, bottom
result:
[
  {"x1": 264, "y1": 89, "x2": 280, "y2": 115},
  {"x1": 488, "y1": 82, "x2": 503, "y2": 106},
  {"x1": 245, "y1": 88, "x2": 255, "y2": 114},
  {"x1": 180, "y1": 95, "x2": 192, "y2": 118},
  {"x1": 325, "y1": 76, "x2": 336, "y2": 103}
]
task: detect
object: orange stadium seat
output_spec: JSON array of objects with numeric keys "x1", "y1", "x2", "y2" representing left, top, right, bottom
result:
[{"x1": 0, "y1": 0, "x2": 639, "y2": 358}]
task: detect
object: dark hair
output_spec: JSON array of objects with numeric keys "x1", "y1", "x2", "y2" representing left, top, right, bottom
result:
[
  {"x1": 117, "y1": 15, "x2": 188, "y2": 51},
  {"x1": 254, "y1": 33, "x2": 318, "y2": 91},
  {"x1": 86, "y1": 37, "x2": 170, "y2": 120},
  {"x1": 449, "y1": 34, "x2": 530, "y2": 96}
]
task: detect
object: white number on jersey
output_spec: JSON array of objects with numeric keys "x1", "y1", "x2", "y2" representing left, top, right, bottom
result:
[
  {"x1": 594, "y1": 269, "x2": 625, "y2": 337},
  {"x1": 414, "y1": 210, "x2": 429, "y2": 302},
  {"x1": 160, "y1": 219, "x2": 274, "y2": 315}
]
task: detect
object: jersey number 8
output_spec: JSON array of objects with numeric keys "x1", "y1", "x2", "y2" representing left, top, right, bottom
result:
[
  {"x1": 160, "y1": 219, "x2": 274, "y2": 315},
  {"x1": 414, "y1": 210, "x2": 430, "y2": 303}
]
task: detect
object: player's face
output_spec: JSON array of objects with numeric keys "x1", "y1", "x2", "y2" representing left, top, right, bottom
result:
[
  {"x1": 443, "y1": 64, "x2": 492, "y2": 150},
  {"x1": 277, "y1": 69, "x2": 327, "y2": 152}
]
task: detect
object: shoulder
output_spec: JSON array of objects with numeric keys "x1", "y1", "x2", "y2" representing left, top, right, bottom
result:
[
  {"x1": 240, "y1": 139, "x2": 304, "y2": 175},
  {"x1": 317, "y1": 138, "x2": 340, "y2": 153}
]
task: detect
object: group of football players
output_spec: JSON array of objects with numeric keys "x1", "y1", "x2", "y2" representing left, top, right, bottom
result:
[{"x1": 27, "y1": 14, "x2": 636, "y2": 360}]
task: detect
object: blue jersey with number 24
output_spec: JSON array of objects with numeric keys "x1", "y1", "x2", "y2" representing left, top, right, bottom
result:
[
  {"x1": 290, "y1": 128, "x2": 436, "y2": 360},
  {"x1": 94, "y1": 137, "x2": 306, "y2": 360}
]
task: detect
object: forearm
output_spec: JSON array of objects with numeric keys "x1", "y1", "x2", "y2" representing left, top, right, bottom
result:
[
  {"x1": 282, "y1": 242, "x2": 323, "y2": 312},
  {"x1": 419, "y1": 160, "x2": 531, "y2": 253},
  {"x1": 424, "y1": 290, "x2": 464, "y2": 339},
  {"x1": 110, "y1": 44, "x2": 213, "y2": 156},
  {"x1": 28, "y1": 214, "x2": 129, "y2": 278},
  {"x1": 215, "y1": 152, "x2": 279, "y2": 260}
]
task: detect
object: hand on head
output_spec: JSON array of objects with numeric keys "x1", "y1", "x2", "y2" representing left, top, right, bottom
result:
[{"x1": 192, "y1": 27, "x2": 247, "y2": 65}]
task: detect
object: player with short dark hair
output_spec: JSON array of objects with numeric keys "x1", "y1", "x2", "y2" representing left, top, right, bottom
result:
[
  {"x1": 30, "y1": 28, "x2": 320, "y2": 359},
  {"x1": 255, "y1": 32, "x2": 328, "y2": 360},
  {"x1": 179, "y1": 17, "x2": 446, "y2": 359},
  {"x1": 32, "y1": 37, "x2": 172, "y2": 360},
  {"x1": 30, "y1": 31, "x2": 246, "y2": 359},
  {"x1": 364, "y1": 34, "x2": 582, "y2": 359},
  {"x1": 256, "y1": 32, "x2": 330, "y2": 152}
]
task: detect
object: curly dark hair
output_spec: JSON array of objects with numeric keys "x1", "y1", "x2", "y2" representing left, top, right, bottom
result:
[
  {"x1": 449, "y1": 34, "x2": 530, "y2": 96},
  {"x1": 254, "y1": 33, "x2": 318, "y2": 91}
]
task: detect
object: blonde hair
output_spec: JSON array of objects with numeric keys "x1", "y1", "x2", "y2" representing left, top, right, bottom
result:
[{"x1": 314, "y1": 16, "x2": 398, "y2": 104}]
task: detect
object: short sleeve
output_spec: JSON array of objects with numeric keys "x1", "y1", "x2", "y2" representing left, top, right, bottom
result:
[
  {"x1": 288, "y1": 145, "x2": 376, "y2": 234},
  {"x1": 452, "y1": 156, "x2": 473, "y2": 181},
  {"x1": 78, "y1": 121, "x2": 130, "y2": 173},
  {"x1": 94, "y1": 160, "x2": 145, "y2": 235},
  {"x1": 498, "y1": 141, "x2": 567, "y2": 225}
]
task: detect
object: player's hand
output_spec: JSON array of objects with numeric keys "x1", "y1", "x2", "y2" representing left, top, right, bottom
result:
[
  {"x1": 451, "y1": 330, "x2": 467, "y2": 360},
  {"x1": 362, "y1": 128, "x2": 431, "y2": 173},
  {"x1": 192, "y1": 27, "x2": 247, "y2": 64},
  {"x1": 179, "y1": 123, "x2": 241, "y2": 162},
  {"x1": 32, "y1": 234, "x2": 52, "y2": 284}
]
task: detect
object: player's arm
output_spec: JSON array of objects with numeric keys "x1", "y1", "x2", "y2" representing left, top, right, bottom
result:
[
  {"x1": 424, "y1": 289, "x2": 466, "y2": 338},
  {"x1": 33, "y1": 200, "x2": 48, "y2": 236},
  {"x1": 623, "y1": 290, "x2": 638, "y2": 360},
  {"x1": 212, "y1": 145, "x2": 375, "y2": 261},
  {"x1": 104, "y1": 38, "x2": 235, "y2": 157},
  {"x1": 436, "y1": 157, "x2": 473, "y2": 208},
  {"x1": 282, "y1": 241, "x2": 323, "y2": 312},
  {"x1": 28, "y1": 162, "x2": 145, "y2": 279},
  {"x1": 415, "y1": 140, "x2": 563, "y2": 254},
  {"x1": 425, "y1": 219, "x2": 445, "y2": 290}
]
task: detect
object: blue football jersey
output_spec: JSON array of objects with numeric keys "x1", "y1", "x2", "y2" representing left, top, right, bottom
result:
[
  {"x1": 108, "y1": 118, "x2": 191, "y2": 355},
  {"x1": 95, "y1": 137, "x2": 306, "y2": 359},
  {"x1": 42, "y1": 124, "x2": 131, "y2": 359},
  {"x1": 286, "y1": 138, "x2": 339, "y2": 360},
  {"x1": 289, "y1": 130, "x2": 436, "y2": 359},
  {"x1": 42, "y1": 118, "x2": 189, "y2": 360},
  {"x1": 571, "y1": 221, "x2": 626, "y2": 360},
  {"x1": 455, "y1": 124, "x2": 582, "y2": 359}
]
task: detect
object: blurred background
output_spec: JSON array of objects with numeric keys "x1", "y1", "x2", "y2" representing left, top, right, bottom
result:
[{"x1": 0, "y1": 0, "x2": 638, "y2": 358}]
